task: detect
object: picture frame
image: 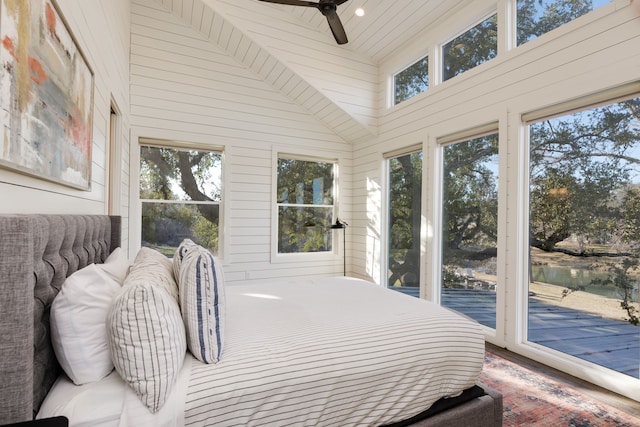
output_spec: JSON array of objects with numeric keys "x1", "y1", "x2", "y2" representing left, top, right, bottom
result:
[{"x1": 0, "y1": 0, "x2": 94, "y2": 190}]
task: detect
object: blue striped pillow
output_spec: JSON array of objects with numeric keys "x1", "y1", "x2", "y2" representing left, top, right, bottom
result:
[{"x1": 177, "y1": 245, "x2": 225, "y2": 364}]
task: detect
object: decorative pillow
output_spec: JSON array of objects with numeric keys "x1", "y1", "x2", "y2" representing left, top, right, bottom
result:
[
  {"x1": 51, "y1": 263, "x2": 121, "y2": 385},
  {"x1": 177, "y1": 245, "x2": 225, "y2": 364},
  {"x1": 107, "y1": 281, "x2": 186, "y2": 413},
  {"x1": 129, "y1": 247, "x2": 179, "y2": 303},
  {"x1": 172, "y1": 239, "x2": 196, "y2": 280},
  {"x1": 99, "y1": 247, "x2": 130, "y2": 284}
]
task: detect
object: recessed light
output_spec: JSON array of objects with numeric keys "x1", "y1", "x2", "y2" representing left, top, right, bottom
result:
[{"x1": 355, "y1": 7, "x2": 365, "y2": 17}]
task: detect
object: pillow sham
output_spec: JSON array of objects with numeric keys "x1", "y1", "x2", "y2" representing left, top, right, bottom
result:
[
  {"x1": 107, "y1": 281, "x2": 186, "y2": 413},
  {"x1": 51, "y1": 263, "x2": 121, "y2": 385},
  {"x1": 130, "y1": 246, "x2": 179, "y2": 303},
  {"x1": 177, "y1": 245, "x2": 225, "y2": 364},
  {"x1": 100, "y1": 246, "x2": 130, "y2": 284}
]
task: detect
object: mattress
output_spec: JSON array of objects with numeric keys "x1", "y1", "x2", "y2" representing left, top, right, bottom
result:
[{"x1": 39, "y1": 276, "x2": 484, "y2": 426}]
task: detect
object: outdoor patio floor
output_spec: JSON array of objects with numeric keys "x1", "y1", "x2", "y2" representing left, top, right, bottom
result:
[{"x1": 392, "y1": 287, "x2": 640, "y2": 378}]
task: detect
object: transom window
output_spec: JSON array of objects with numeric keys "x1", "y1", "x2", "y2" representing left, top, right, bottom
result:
[
  {"x1": 276, "y1": 155, "x2": 337, "y2": 254},
  {"x1": 517, "y1": 0, "x2": 612, "y2": 45},
  {"x1": 442, "y1": 13, "x2": 497, "y2": 82},
  {"x1": 394, "y1": 55, "x2": 429, "y2": 105},
  {"x1": 139, "y1": 143, "x2": 222, "y2": 256}
]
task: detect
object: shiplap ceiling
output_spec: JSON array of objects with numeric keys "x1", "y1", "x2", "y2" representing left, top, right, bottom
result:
[
  {"x1": 282, "y1": 0, "x2": 466, "y2": 64},
  {"x1": 151, "y1": 0, "x2": 467, "y2": 143}
]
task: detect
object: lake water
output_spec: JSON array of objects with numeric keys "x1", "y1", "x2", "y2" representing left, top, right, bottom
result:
[{"x1": 530, "y1": 265, "x2": 639, "y2": 300}]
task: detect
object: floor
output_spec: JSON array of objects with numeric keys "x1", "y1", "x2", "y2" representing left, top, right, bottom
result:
[
  {"x1": 392, "y1": 286, "x2": 640, "y2": 417},
  {"x1": 486, "y1": 342, "x2": 640, "y2": 419}
]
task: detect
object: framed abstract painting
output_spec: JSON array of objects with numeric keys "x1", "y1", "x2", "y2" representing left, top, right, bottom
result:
[{"x1": 0, "y1": 0, "x2": 94, "y2": 190}]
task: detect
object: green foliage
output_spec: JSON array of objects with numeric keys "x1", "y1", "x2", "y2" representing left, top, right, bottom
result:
[
  {"x1": 394, "y1": 56, "x2": 429, "y2": 105},
  {"x1": 590, "y1": 257, "x2": 640, "y2": 325},
  {"x1": 517, "y1": 0, "x2": 594, "y2": 45},
  {"x1": 442, "y1": 14, "x2": 497, "y2": 81},
  {"x1": 443, "y1": 135, "x2": 498, "y2": 252},
  {"x1": 277, "y1": 158, "x2": 335, "y2": 253},
  {"x1": 140, "y1": 146, "x2": 221, "y2": 254}
]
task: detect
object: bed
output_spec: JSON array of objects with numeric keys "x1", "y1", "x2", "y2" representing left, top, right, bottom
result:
[{"x1": 0, "y1": 214, "x2": 502, "y2": 426}]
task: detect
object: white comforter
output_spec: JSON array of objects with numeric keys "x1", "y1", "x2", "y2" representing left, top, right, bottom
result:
[{"x1": 39, "y1": 277, "x2": 484, "y2": 426}]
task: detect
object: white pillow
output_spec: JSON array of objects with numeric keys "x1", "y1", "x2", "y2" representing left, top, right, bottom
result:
[
  {"x1": 107, "y1": 282, "x2": 186, "y2": 413},
  {"x1": 178, "y1": 245, "x2": 226, "y2": 364},
  {"x1": 51, "y1": 263, "x2": 121, "y2": 385},
  {"x1": 100, "y1": 247, "x2": 130, "y2": 284},
  {"x1": 130, "y1": 247, "x2": 179, "y2": 303}
]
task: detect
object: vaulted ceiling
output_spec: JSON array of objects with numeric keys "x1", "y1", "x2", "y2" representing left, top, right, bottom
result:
[{"x1": 151, "y1": 0, "x2": 467, "y2": 143}]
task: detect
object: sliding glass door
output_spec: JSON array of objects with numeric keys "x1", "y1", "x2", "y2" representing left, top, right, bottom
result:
[{"x1": 527, "y1": 96, "x2": 640, "y2": 379}]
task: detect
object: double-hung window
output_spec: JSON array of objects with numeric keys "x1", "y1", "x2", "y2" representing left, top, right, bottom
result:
[
  {"x1": 276, "y1": 154, "x2": 337, "y2": 254},
  {"x1": 139, "y1": 142, "x2": 223, "y2": 256}
]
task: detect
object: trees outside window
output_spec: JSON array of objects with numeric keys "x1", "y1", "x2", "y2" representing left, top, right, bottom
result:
[
  {"x1": 394, "y1": 55, "x2": 429, "y2": 105},
  {"x1": 387, "y1": 150, "x2": 422, "y2": 291},
  {"x1": 139, "y1": 144, "x2": 222, "y2": 256},
  {"x1": 442, "y1": 14, "x2": 497, "y2": 82},
  {"x1": 527, "y1": 95, "x2": 640, "y2": 376},
  {"x1": 517, "y1": 0, "x2": 612, "y2": 46},
  {"x1": 441, "y1": 133, "x2": 499, "y2": 328},
  {"x1": 277, "y1": 156, "x2": 336, "y2": 254}
]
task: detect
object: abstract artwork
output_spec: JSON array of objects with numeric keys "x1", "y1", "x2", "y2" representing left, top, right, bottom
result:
[{"x1": 0, "y1": 0, "x2": 93, "y2": 190}]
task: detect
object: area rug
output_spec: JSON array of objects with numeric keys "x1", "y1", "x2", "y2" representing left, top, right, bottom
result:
[{"x1": 479, "y1": 351, "x2": 640, "y2": 427}]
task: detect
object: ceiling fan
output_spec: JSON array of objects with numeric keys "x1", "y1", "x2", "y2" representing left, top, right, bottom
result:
[{"x1": 258, "y1": 0, "x2": 350, "y2": 45}]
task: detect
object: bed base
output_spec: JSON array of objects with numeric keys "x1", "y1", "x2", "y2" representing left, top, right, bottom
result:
[{"x1": 404, "y1": 382, "x2": 502, "y2": 427}]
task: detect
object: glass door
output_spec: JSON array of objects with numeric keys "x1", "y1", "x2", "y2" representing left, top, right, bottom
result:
[
  {"x1": 440, "y1": 132, "x2": 499, "y2": 329},
  {"x1": 527, "y1": 96, "x2": 640, "y2": 379}
]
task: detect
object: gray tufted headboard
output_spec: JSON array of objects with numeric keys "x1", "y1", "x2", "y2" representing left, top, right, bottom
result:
[{"x1": 0, "y1": 215, "x2": 121, "y2": 424}]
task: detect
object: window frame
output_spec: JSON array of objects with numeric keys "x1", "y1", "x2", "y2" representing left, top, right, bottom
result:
[
  {"x1": 136, "y1": 137, "x2": 225, "y2": 258},
  {"x1": 271, "y1": 149, "x2": 342, "y2": 263}
]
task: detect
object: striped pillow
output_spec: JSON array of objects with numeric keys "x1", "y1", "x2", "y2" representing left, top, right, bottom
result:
[
  {"x1": 178, "y1": 245, "x2": 225, "y2": 364},
  {"x1": 131, "y1": 247, "x2": 179, "y2": 304},
  {"x1": 107, "y1": 282, "x2": 186, "y2": 413}
]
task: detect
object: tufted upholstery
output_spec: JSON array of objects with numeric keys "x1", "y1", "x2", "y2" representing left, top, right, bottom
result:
[{"x1": 0, "y1": 215, "x2": 121, "y2": 423}]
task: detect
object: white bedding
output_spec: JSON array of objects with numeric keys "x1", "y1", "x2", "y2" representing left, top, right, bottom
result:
[{"x1": 39, "y1": 277, "x2": 484, "y2": 426}]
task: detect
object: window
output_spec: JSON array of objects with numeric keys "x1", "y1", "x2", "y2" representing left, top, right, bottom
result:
[
  {"x1": 517, "y1": 0, "x2": 612, "y2": 46},
  {"x1": 527, "y1": 93, "x2": 640, "y2": 378},
  {"x1": 440, "y1": 130, "x2": 499, "y2": 329},
  {"x1": 394, "y1": 55, "x2": 429, "y2": 105},
  {"x1": 442, "y1": 14, "x2": 497, "y2": 82},
  {"x1": 139, "y1": 143, "x2": 222, "y2": 256},
  {"x1": 386, "y1": 148, "x2": 423, "y2": 294},
  {"x1": 277, "y1": 155, "x2": 337, "y2": 254}
]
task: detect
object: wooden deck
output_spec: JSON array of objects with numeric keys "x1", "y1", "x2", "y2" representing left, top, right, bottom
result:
[{"x1": 392, "y1": 287, "x2": 640, "y2": 378}]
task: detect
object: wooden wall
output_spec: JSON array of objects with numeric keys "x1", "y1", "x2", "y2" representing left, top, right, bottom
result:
[{"x1": 130, "y1": 0, "x2": 353, "y2": 281}]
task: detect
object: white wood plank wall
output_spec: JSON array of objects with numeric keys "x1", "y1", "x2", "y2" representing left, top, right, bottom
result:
[
  {"x1": 0, "y1": 0, "x2": 131, "y2": 223},
  {"x1": 130, "y1": 0, "x2": 352, "y2": 281}
]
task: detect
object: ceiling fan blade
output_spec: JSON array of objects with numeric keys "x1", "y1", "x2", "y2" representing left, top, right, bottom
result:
[
  {"x1": 323, "y1": 8, "x2": 348, "y2": 44},
  {"x1": 258, "y1": 0, "x2": 317, "y2": 7}
]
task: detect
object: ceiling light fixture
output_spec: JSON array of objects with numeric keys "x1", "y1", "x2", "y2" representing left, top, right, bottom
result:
[{"x1": 355, "y1": 7, "x2": 365, "y2": 17}]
